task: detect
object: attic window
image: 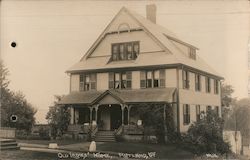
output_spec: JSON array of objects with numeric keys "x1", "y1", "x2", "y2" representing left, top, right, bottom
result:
[
  {"x1": 189, "y1": 48, "x2": 196, "y2": 60},
  {"x1": 111, "y1": 41, "x2": 139, "y2": 61}
]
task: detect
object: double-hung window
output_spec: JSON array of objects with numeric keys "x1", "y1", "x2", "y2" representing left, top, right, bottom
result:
[
  {"x1": 79, "y1": 73, "x2": 96, "y2": 91},
  {"x1": 196, "y1": 105, "x2": 201, "y2": 121},
  {"x1": 109, "y1": 72, "x2": 132, "y2": 89},
  {"x1": 195, "y1": 74, "x2": 201, "y2": 91},
  {"x1": 215, "y1": 106, "x2": 219, "y2": 115},
  {"x1": 206, "y1": 105, "x2": 212, "y2": 112},
  {"x1": 183, "y1": 70, "x2": 189, "y2": 89},
  {"x1": 140, "y1": 69, "x2": 165, "y2": 88},
  {"x1": 205, "y1": 77, "x2": 211, "y2": 93},
  {"x1": 183, "y1": 104, "x2": 190, "y2": 125},
  {"x1": 214, "y1": 80, "x2": 219, "y2": 94}
]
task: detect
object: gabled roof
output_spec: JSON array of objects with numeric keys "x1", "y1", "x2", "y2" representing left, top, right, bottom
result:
[
  {"x1": 58, "y1": 88, "x2": 176, "y2": 105},
  {"x1": 67, "y1": 7, "x2": 222, "y2": 79}
]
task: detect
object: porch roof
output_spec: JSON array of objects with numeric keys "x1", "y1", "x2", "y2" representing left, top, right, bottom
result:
[{"x1": 58, "y1": 88, "x2": 176, "y2": 105}]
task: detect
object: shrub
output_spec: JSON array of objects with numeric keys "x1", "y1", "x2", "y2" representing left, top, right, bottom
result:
[
  {"x1": 183, "y1": 110, "x2": 230, "y2": 154},
  {"x1": 38, "y1": 127, "x2": 50, "y2": 140}
]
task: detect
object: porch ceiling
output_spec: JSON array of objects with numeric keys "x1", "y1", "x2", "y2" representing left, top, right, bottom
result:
[{"x1": 58, "y1": 88, "x2": 176, "y2": 105}]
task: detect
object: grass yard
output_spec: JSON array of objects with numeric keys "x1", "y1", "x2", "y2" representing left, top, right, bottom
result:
[
  {"x1": 0, "y1": 150, "x2": 58, "y2": 160},
  {"x1": 97, "y1": 142, "x2": 194, "y2": 159},
  {"x1": 16, "y1": 139, "x2": 86, "y2": 146}
]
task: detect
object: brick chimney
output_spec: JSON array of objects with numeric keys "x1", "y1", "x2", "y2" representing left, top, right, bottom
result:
[{"x1": 146, "y1": 4, "x2": 156, "y2": 24}]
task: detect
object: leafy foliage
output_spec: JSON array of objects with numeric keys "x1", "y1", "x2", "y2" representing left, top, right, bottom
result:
[
  {"x1": 224, "y1": 98, "x2": 250, "y2": 139},
  {"x1": 46, "y1": 97, "x2": 70, "y2": 139},
  {"x1": 183, "y1": 110, "x2": 230, "y2": 154},
  {"x1": 137, "y1": 105, "x2": 166, "y2": 144},
  {"x1": 221, "y1": 83, "x2": 236, "y2": 119},
  {"x1": 0, "y1": 60, "x2": 37, "y2": 131}
]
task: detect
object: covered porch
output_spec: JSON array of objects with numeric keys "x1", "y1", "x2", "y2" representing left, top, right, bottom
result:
[{"x1": 59, "y1": 88, "x2": 177, "y2": 136}]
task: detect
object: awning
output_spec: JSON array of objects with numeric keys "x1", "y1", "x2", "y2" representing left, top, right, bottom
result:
[{"x1": 58, "y1": 88, "x2": 176, "y2": 105}]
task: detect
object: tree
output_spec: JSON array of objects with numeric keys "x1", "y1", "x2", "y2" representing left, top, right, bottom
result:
[
  {"x1": 221, "y1": 83, "x2": 236, "y2": 119},
  {"x1": 0, "y1": 60, "x2": 37, "y2": 131},
  {"x1": 46, "y1": 95, "x2": 70, "y2": 139},
  {"x1": 184, "y1": 110, "x2": 230, "y2": 154},
  {"x1": 224, "y1": 98, "x2": 250, "y2": 139},
  {"x1": 137, "y1": 105, "x2": 166, "y2": 144}
]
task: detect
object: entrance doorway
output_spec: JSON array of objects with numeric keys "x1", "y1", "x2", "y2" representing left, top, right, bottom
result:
[{"x1": 97, "y1": 105, "x2": 122, "y2": 131}]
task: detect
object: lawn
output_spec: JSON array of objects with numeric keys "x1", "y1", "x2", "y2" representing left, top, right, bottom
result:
[
  {"x1": 97, "y1": 142, "x2": 194, "y2": 159},
  {"x1": 0, "y1": 150, "x2": 58, "y2": 160},
  {"x1": 16, "y1": 139, "x2": 86, "y2": 146}
]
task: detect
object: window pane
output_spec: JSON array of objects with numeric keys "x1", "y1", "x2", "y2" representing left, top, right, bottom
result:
[
  {"x1": 140, "y1": 80, "x2": 146, "y2": 88},
  {"x1": 140, "y1": 71, "x2": 146, "y2": 80},
  {"x1": 127, "y1": 44, "x2": 132, "y2": 60},
  {"x1": 154, "y1": 80, "x2": 159, "y2": 87},
  {"x1": 115, "y1": 73, "x2": 120, "y2": 80},
  {"x1": 126, "y1": 72, "x2": 132, "y2": 80},
  {"x1": 133, "y1": 42, "x2": 139, "y2": 59},
  {"x1": 85, "y1": 75, "x2": 90, "y2": 83},
  {"x1": 90, "y1": 74, "x2": 96, "y2": 81},
  {"x1": 109, "y1": 73, "x2": 114, "y2": 80},
  {"x1": 159, "y1": 69, "x2": 165, "y2": 78},
  {"x1": 119, "y1": 44, "x2": 126, "y2": 60},
  {"x1": 127, "y1": 81, "x2": 132, "y2": 89},
  {"x1": 80, "y1": 74, "x2": 84, "y2": 82},
  {"x1": 147, "y1": 79, "x2": 152, "y2": 88},
  {"x1": 109, "y1": 81, "x2": 114, "y2": 89},
  {"x1": 154, "y1": 70, "x2": 160, "y2": 79},
  {"x1": 90, "y1": 82, "x2": 96, "y2": 90},
  {"x1": 147, "y1": 71, "x2": 152, "y2": 79}
]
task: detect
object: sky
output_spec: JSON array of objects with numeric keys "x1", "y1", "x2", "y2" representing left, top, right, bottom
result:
[{"x1": 1, "y1": 0, "x2": 250, "y2": 124}]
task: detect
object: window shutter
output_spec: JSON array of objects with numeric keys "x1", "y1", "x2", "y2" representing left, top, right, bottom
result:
[
  {"x1": 159, "y1": 69, "x2": 165, "y2": 87},
  {"x1": 79, "y1": 74, "x2": 84, "y2": 91},
  {"x1": 140, "y1": 71, "x2": 146, "y2": 88},
  {"x1": 126, "y1": 71, "x2": 132, "y2": 89},
  {"x1": 109, "y1": 73, "x2": 114, "y2": 89}
]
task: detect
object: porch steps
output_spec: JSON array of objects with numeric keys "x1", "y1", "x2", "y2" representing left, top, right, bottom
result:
[
  {"x1": 95, "y1": 131, "x2": 116, "y2": 142},
  {"x1": 0, "y1": 139, "x2": 20, "y2": 150}
]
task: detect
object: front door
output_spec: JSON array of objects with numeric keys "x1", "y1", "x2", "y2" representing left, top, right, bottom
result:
[
  {"x1": 97, "y1": 105, "x2": 122, "y2": 131},
  {"x1": 98, "y1": 105, "x2": 111, "y2": 130},
  {"x1": 110, "y1": 105, "x2": 122, "y2": 130}
]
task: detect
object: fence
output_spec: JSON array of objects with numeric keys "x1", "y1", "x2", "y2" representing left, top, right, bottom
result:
[{"x1": 0, "y1": 127, "x2": 16, "y2": 138}]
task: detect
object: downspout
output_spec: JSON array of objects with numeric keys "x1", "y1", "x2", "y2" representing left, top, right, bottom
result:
[{"x1": 176, "y1": 65, "x2": 182, "y2": 133}]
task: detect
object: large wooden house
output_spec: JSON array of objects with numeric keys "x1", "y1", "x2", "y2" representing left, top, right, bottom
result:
[{"x1": 59, "y1": 5, "x2": 223, "y2": 141}]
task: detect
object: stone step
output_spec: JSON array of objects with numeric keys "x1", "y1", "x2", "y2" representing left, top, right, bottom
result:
[
  {"x1": 0, "y1": 139, "x2": 20, "y2": 150},
  {"x1": 95, "y1": 131, "x2": 116, "y2": 142},
  {"x1": 0, "y1": 142, "x2": 18, "y2": 146},
  {"x1": 0, "y1": 139, "x2": 16, "y2": 143},
  {"x1": 0, "y1": 145, "x2": 20, "y2": 150}
]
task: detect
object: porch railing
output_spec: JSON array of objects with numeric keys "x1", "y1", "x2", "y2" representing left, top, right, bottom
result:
[
  {"x1": 68, "y1": 124, "x2": 90, "y2": 133},
  {"x1": 91, "y1": 125, "x2": 98, "y2": 139},
  {"x1": 115, "y1": 125, "x2": 124, "y2": 135},
  {"x1": 123, "y1": 125, "x2": 144, "y2": 135}
]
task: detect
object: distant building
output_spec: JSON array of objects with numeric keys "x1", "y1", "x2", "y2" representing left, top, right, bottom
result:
[{"x1": 58, "y1": 5, "x2": 223, "y2": 140}]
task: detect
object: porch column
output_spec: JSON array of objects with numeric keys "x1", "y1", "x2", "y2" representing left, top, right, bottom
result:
[
  {"x1": 121, "y1": 104, "x2": 125, "y2": 126},
  {"x1": 95, "y1": 104, "x2": 99, "y2": 122},
  {"x1": 128, "y1": 105, "x2": 131, "y2": 125},
  {"x1": 163, "y1": 104, "x2": 166, "y2": 123},
  {"x1": 70, "y1": 105, "x2": 74, "y2": 124},
  {"x1": 163, "y1": 104, "x2": 167, "y2": 133},
  {"x1": 89, "y1": 107, "x2": 93, "y2": 124}
]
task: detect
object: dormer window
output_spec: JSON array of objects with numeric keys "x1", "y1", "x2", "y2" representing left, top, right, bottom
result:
[
  {"x1": 189, "y1": 48, "x2": 196, "y2": 60},
  {"x1": 111, "y1": 41, "x2": 139, "y2": 61}
]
